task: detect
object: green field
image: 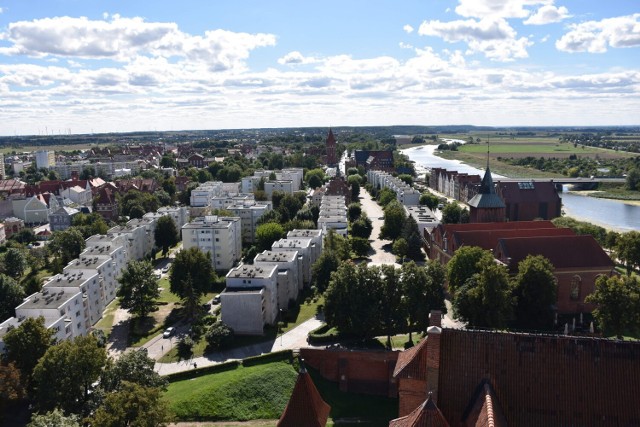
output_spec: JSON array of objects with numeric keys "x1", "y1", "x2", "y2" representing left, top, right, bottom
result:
[
  {"x1": 164, "y1": 360, "x2": 398, "y2": 426},
  {"x1": 0, "y1": 143, "x2": 108, "y2": 154},
  {"x1": 459, "y1": 142, "x2": 605, "y2": 155}
]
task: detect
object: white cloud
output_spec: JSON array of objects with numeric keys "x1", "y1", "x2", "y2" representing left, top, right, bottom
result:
[
  {"x1": 277, "y1": 51, "x2": 319, "y2": 65},
  {"x1": 524, "y1": 5, "x2": 570, "y2": 25},
  {"x1": 454, "y1": 0, "x2": 551, "y2": 19},
  {"x1": 418, "y1": 17, "x2": 531, "y2": 61},
  {"x1": 0, "y1": 15, "x2": 276, "y2": 71},
  {"x1": 0, "y1": 7, "x2": 4, "y2": 14},
  {"x1": 556, "y1": 13, "x2": 640, "y2": 53},
  {"x1": 540, "y1": 34, "x2": 550, "y2": 42},
  {"x1": 403, "y1": 24, "x2": 414, "y2": 33}
]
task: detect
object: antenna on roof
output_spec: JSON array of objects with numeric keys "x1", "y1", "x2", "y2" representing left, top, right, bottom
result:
[{"x1": 486, "y1": 134, "x2": 490, "y2": 170}]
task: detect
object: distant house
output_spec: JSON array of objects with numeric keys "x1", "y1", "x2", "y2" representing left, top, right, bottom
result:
[
  {"x1": 49, "y1": 206, "x2": 81, "y2": 231},
  {"x1": 12, "y1": 193, "x2": 59, "y2": 224},
  {"x1": 3, "y1": 217, "x2": 24, "y2": 239},
  {"x1": 95, "y1": 185, "x2": 119, "y2": 220},
  {"x1": 353, "y1": 150, "x2": 394, "y2": 171}
]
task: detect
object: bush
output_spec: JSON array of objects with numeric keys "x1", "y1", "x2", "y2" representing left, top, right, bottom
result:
[
  {"x1": 177, "y1": 336, "x2": 195, "y2": 358},
  {"x1": 205, "y1": 321, "x2": 234, "y2": 350}
]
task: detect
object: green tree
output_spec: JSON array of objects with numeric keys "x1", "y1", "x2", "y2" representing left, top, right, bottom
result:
[
  {"x1": 10, "y1": 228, "x2": 37, "y2": 244},
  {"x1": 72, "y1": 213, "x2": 109, "y2": 238},
  {"x1": 379, "y1": 200, "x2": 406, "y2": 241},
  {"x1": 453, "y1": 263, "x2": 513, "y2": 328},
  {"x1": 277, "y1": 194, "x2": 303, "y2": 222},
  {"x1": 401, "y1": 215, "x2": 424, "y2": 260},
  {"x1": 379, "y1": 265, "x2": 406, "y2": 348},
  {"x1": 32, "y1": 335, "x2": 107, "y2": 415},
  {"x1": 256, "y1": 222, "x2": 285, "y2": 251},
  {"x1": 400, "y1": 261, "x2": 445, "y2": 342},
  {"x1": 205, "y1": 321, "x2": 234, "y2": 350},
  {"x1": 392, "y1": 238, "x2": 409, "y2": 259},
  {"x1": 0, "y1": 362, "x2": 26, "y2": 421},
  {"x1": 100, "y1": 348, "x2": 167, "y2": 392},
  {"x1": 88, "y1": 381, "x2": 171, "y2": 427},
  {"x1": 117, "y1": 260, "x2": 160, "y2": 318},
  {"x1": 49, "y1": 228, "x2": 86, "y2": 265},
  {"x1": 3, "y1": 316, "x2": 55, "y2": 382},
  {"x1": 170, "y1": 247, "x2": 215, "y2": 307},
  {"x1": 324, "y1": 263, "x2": 383, "y2": 339},
  {"x1": 311, "y1": 251, "x2": 340, "y2": 293},
  {"x1": 0, "y1": 274, "x2": 24, "y2": 322},
  {"x1": 347, "y1": 203, "x2": 362, "y2": 222},
  {"x1": 511, "y1": 255, "x2": 557, "y2": 331},
  {"x1": 616, "y1": 231, "x2": 640, "y2": 275},
  {"x1": 446, "y1": 246, "x2": 495, "y2": 294},
  {"x1": 350, "y1": 236, "x2": 371, "y2": 257},
  {"x1": 323, "y1": 229, "x2": 351, "y2": 261},
  {"x1": 586, "y1": 275, "x2": 640, "y2": 339},
  {"x1": 625, "y1": 168, "x2": 640, "y2": 191},
  {"x1": 3, "y1": 248, "x2": 27, "y2": 278},
  {"x1": 351, "y1": 215, "x2": 373, "y2": 239},
  {"x1": 377, "y1": 188, "x2": 396, "y2": 207},
  {"x1": 442, "y1": 202, "x2": 467, "y2": 224},
  {"x1": 154, "y1": 216, "x2": 179, "y2": 256},
  {"x1": 27, "y1": 409, "x2": 81, "y2": 427},
  {"x1": 419, "y1": 192, "x2": 439, "y2": 210}
]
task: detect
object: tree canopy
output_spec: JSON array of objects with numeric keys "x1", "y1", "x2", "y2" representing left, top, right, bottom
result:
[
  {"x1": 446, "y1": 246, "x2": 495, "y2": 294},
  {"x1": 0, "y1": 274, "x2": 24, "y2": 322},
  {"x1": 170, "y1": 247, "x2": 215, "y2": 306},
  {"x1": 256, "y1": 222, "x2": 285, "y2": 251},
  {"x1": 49, "y1": 228, "x2": 86, "y2": 266},
  {"x1": 100, "y1": 348, "x2": 167, "y2": 393},
  {"x1": 3, "y1": 316, "x2": 55, "y2": 382},
  {"x1": 586, "y1": 275, "x2": 640, "y2": 338},
  {"x1": 615, "y1": 231, "x2": 640, "y2": 275},
  {"x1": 3, "y1": 248, "x2": 27, "y2": 278},
  {"x1": 511, "y1": 255, "x2": 557, "y2": 331},
  {"x1": 117, "y1": 260, "x2": 160, "y2": 318},
  {"x1": 154, "y1": 216, "x2": 179, "y2": 256},
  {"x1": 379, "y1": 200, "x2": 406, "y2": 241}
]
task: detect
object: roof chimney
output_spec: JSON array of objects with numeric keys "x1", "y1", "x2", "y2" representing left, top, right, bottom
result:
[{"x1": 426, "y1": 310, "x2": 442, "y2": 405}]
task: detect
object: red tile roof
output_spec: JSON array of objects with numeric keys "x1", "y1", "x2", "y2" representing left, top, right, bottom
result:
[
  {"x1": 437, "y1": 329, "x2": 640, "y2": 426},
  {"x1": 277, "y1": 366, "x2": 331, "y2": 427},
  {"x1": 440, "y1": 220, "x2": 555, "y2": 234},
  {"x1": 496, "y1": 235, "x2": 614, "y2": 271},
  {"x1": 393, "y1": 337, "x2": 429, "y2": 380},
  {"x1": 389, "y1": 395, "x2": 450, "y2": 427},
  {"x1": 451, "y1": 227, "x2": 575, "y2": 252},
  {"x1": 496, "y1": 181, "x2": 561, "y2": 204},
  {"x1": 461, "y1": 381, "x2": 507, "y2": 427}
]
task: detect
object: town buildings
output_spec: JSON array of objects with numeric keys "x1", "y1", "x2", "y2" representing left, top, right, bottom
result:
[
  {"x1": 35, "y1": 150, "x2": 55, "y2": 169},
  {"x1": 181, "y1": 215, "x2": 242, "y2": 271}
]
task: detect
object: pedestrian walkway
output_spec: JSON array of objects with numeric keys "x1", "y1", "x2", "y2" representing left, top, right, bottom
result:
[{"x1": 154, "y1": 316, "x2": 324, "y2": 376}]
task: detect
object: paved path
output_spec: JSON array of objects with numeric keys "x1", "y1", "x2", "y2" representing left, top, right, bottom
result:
[
  {"x1": 358, "y1": 189, "x2": 399, "y2": 267},
  {"x1": 106, "y1": 307, "x2": 132, "y2": 358},
  {"x1": 154, "y1": 316, "x2": 325, "y2": 376}
]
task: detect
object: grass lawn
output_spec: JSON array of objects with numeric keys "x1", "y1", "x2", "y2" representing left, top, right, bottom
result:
[
  {"x1": 460, "y1": 142, "x2": 605, "y2": 155},
  {"x1": 94, "y1": 299, "x2": 120, "y2": 337},
  {"x1": 164, "y1": 359, "x2": 398, "y2": 426},
  {"x1": 165, "y1": 361, "x2": 298, "y2": 421},
  {"x1": 159, "y1": 291, "x2": 323, "y2": 363},
  {"x1": 375, "y1": 333, "x2": 422, "y2": 350}
]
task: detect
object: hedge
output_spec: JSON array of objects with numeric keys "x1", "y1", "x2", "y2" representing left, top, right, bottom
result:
[
  {"x1": 242, "y1": 349, "x2": 293, "y2": 367},
  {"x1": 165, "y1": 360, "x2": 241, "y2": 382}
]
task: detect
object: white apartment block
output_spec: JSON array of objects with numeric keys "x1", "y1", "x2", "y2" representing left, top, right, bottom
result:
[
  {"x1": 60, "y1": 185, "x2": 92, "y2": 206},
  {"x1": 271, "y1": 237, "x2": 318, "y2": 286},
  {"x1": 107, "y1": 218, "x2": 156, "y2": 261},
  {"x1": 254, "y1": 250, "x2": 301, "y2": 305},
  {"x1": 0, "y1": 315, "x2": 68, "y2": 354},
  {"x1": 318, "y1": 195, "x2": 348, "y2": 236},
  {"x1": 16, "y1": 287, "x2": 88, "y2": 339},
  {"x1": 276, "y1": 169, "x2": 304, "y2": 191},
  {"x1": 366, "y1": 170, "x2": 420, "y2": 206},
  {"x1": 35, "y1": 150, "x2": 55, "y2": 169},
  {"x1": 52, "y1": 161, "x2": 142, "y2": 180},
  {"x1": 182, "y1": 215, "x2": 242, "y2": 271},
  {"x1": 286, "y1": 229, "x2": 323, "y2": 260},
  {"x1": 222, "y1": 264, "x2": 279, "y2": 335},
  {"x1": 63, "y1": 255, "x2": 119, "y2": 318},
  {"x1": 210, "y1": 193, "x2": 254, "y2": 211},
  {"x1": 241, "y1": 175, "x2": 262, "y2": 193},
  {"x1": 43, "y1": 270, "x2": 101, "y2": 326},
  {"x1": 264, "y1": 180, "x2": 294, "y2": 200},
  {"x1": 80, "y1": 244, "x2": 127, "y2": 283},
  {"x1": 404, "y1": 205, "x2": 440, "y2": 237},
  {"x1": 0, "y1": 154, "x2": 5, "y2": 179},
  {"x1": 227, "y1": 201, "x2": 272, "y2": 243},
  {"x1": 157, "y1": 206, "x2": 190, "y2": 230}
]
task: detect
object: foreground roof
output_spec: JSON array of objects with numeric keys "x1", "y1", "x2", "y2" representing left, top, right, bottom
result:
[
  {"x1": 277, "y1": 365, "x2": 331, "y2": 427},
  {"x1": 389, "y1": 395, "x2": 449, "y2": 427}
]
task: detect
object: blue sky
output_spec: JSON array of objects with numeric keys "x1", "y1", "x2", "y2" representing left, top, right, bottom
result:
[{"x1": 0, "y1": 0, "x2": 638, "y2": 135}]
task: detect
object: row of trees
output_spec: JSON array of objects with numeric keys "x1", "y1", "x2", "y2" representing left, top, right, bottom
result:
[
  {"x1": 0, "y1": 318, "x2": 169, "y2": 425},
  {"x1": 323, "y1": 261, "x2": 446, "y2": 345},
  {"x1": 447, "y1": 247, "x2": 558, "y2": 331}
]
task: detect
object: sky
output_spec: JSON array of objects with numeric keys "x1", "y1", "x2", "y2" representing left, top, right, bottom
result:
[{"x1": 0, "y1": 0, "x2": 638, "y2": 135}]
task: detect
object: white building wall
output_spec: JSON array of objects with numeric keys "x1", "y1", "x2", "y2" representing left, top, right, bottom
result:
[{"x1": 220, "y1": 289, "x2": 265, "y2": 335}]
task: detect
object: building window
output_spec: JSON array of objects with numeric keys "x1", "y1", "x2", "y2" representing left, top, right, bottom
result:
[{"x1": 570, "y1": 275, "x2": 582, "y2": 301}]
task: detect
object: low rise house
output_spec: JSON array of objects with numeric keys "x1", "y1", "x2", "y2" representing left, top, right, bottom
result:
[{"x1": 49, "y1": 206, "x2": 80, "y2": 231}]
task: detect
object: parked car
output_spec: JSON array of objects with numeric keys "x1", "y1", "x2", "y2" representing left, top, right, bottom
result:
[
  {"x1": 162, "y1": 265, "x2": 170, "y2": 273},
  {"x1": 163, "y1": 327, "x2": 175, "y2": 338},
  {"x1": 213, "y1": 295, "x2": 221, "y2": 304}
]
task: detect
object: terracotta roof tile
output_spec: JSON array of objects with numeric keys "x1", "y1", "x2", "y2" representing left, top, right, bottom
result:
[
  {"x1": 393, "y1": 337, "x2": 429, "y2": 380},
  {"x1": 461, "y1": 381, "x2": 507, "y2": 427},
  {"x1": 451, "y1": 227, "x2": 574, "y2": 252},
  {"x1": 389, "y1": 395, "x2": 450, "y2": 427},
  {"x1": 496, "y1": 235, "x2": 614, "y2": 271},
  {"x1": 277, "y1": 366, "x2": 331, "y2": 427}
]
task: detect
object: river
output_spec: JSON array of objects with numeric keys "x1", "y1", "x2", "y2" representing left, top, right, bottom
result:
[{"x1": 401, "y1": 144, "x2": 640, "y2": 232}]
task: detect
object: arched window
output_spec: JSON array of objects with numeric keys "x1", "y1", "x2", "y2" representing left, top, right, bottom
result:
[{"x1": 570, "y1": 275, "x2": 582, "y2": 301}]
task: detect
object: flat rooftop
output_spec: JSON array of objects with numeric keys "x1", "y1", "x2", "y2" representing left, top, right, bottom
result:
[
  {"x1": 18, "y1": 288, "x2": 81, "y2": 310},
  {"x1": 227, "y1": 264, "x2": 278, "y2": 279},
  {"x1": 45, "y1": 270, "x2": 98, "y2": 288},
  {"x1": 254, "y1": 250, "x2": 298, "y2": 263}
]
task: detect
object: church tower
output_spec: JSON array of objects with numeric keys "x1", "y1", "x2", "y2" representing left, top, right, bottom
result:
[
  {"x1": 326, "y1": 128, "x2": 337, "y2": 166},
  {"x1": 467, "y1": 139, "x2": 506, "y2": 223}
]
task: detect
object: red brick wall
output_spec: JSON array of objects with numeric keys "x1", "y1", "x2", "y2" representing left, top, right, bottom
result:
[
  {"x1": 300, "y1": 348, "x2": 399, "y2": 398},
  {"x1": 555, "y1": 269, "x2": 613, "y2": 313},
  {"x1": 398, "y1": 378, "x2": 426, "y2": 417}
]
